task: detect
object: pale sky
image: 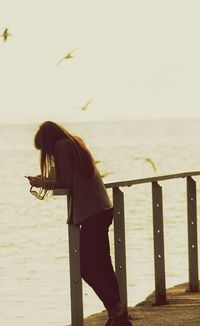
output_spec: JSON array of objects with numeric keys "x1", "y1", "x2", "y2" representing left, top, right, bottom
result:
[{"x1": 1, "y1": 0, "x2": 200, "y2": 123}]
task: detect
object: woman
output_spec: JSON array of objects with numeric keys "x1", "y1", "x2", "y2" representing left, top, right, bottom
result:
[{"x1": 27, "y1": 121, "x2": 132, "y2": 326}]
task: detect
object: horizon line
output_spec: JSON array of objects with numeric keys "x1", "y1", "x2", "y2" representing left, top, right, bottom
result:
[{"x1": 0, "y1": 116, "x2": 200, "y2": 126}]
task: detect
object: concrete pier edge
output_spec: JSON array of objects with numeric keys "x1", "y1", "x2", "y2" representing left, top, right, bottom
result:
[{"x1": 82, "y1": 281, "x2": 200, "y2": 326}]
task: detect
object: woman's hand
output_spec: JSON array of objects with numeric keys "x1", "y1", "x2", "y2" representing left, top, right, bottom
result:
[{"x1": 27, "y1": 176, "x2": 42, "y2": 188}]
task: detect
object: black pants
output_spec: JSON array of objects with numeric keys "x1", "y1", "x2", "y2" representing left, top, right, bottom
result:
[{"x1": 80, "y1": 209, "x2": 121, "y2": 310}]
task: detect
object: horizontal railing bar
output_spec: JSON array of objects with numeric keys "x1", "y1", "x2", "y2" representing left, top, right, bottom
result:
[
  {"x1": 105, "y1": 171, "x2": 200, "y2": 189},
  {"x1": 53, "y1": 171, "x2": 200, "y2": 196}
]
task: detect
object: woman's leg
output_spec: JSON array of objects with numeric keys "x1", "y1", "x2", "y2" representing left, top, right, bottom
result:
[{"x1": 79, "y1": 209, "x2": 121, "y2": 311}]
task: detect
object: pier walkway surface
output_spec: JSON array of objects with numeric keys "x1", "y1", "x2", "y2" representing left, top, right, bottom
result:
[{"x1": 83, "y1": 282, "x2": 200, "y2": 326}]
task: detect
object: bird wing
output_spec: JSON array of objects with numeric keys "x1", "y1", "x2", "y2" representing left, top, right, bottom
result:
[
  {"x1": 146, "y1": 158, "x2": 157, "y2": 172},
  {"x1": 133, "y1": 156, "x2": 157, "y2": 172},
  {"x1": 56, "y1": 47, "x2": 79, "y2": 65},
  {"x1": 56, "y1": 57, "x2": 64, "y2": 65},
  {"x1": 65, "y1": 47, "x2": 80, "y2": 58},
  {"x1": 100, "y1": 172, "x2": 113, "y2": 178},
  {"x1": 1, "y1": 28, "x2": 9, "y2": 41},
  {"x1": 81, "y1": 98, "x2": 93, "y2": 111},
  {"x1": 70, "y1": 47, "x2": 80, "y2": 53}
]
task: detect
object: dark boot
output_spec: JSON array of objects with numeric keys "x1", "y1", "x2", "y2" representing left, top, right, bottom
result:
[
  {"x1": 107, "y1": 304, "x2": 132, "y2": 326},
  {"x1": 110, "y1": 310, "x2": 132, "y2": 325},
  {"x1": 104, "y1": 312, "x2": 132, "y2": 326}
]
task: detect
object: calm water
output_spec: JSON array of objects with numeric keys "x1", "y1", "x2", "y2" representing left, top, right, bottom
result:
[{"x1": 1, "y1": 119, "x2": 200, "y2": 325}]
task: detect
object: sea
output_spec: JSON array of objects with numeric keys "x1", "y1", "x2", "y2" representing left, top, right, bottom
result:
[{"x1": 1, "y1": 119, "x2": 200, "y2": 326}]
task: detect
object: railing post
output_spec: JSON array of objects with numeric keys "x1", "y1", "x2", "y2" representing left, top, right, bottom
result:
[
  {"x1": 112, "y1": 187, "x2": 128, "y2": 308},
  {"x1": 67, "y1": 197, "x2": 83, "y2": 326},
  {"x1": 186, "y1": 177, "x2": 199, "y2": 292},
  {"x1": 152, "y1": 182, "x2": 167, "y2": 305}
]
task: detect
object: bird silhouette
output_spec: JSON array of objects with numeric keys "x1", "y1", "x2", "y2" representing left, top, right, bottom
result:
[
  {"x1": 100, "y1": 171, "x2": 113, "y2": 178},
  {"x1": 56, "y1": 47, "x2": 79, "y2": 65},
  {"x1": 133, "y1": 157, "x2": 157, "y2": 172},
  {"x1": 1, "y1": 28, "x2": 11, "y2": 42},
  {"x1": 81, "y1": 98, "x2": 93, "y2": 111}
]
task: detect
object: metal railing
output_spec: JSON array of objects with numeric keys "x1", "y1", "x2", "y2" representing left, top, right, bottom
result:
[{"x1": 54, "y1": 170, "x2": 200, "y2": 326}]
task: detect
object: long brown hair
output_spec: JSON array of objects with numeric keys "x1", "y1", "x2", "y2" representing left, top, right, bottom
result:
[{"x1": 34, "y1": 121, "x2": 96, "y2": 189}]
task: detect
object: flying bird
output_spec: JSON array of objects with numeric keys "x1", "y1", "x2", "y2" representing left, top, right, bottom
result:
[
  {"x1": 1, "y1": 28, "x2": 11, "y2": 42},
  {"x1": 100, "y1": 171, "x2": 113, "y2": 178},
  {"x1": 56, "y1": 47, "x2": 79, "y2": 65},
  {"x1": 81, "y1": 98, "x2": 93, "y2": 111},
  {"x1": 133, "y1": 157, "x2": 157, "y2": 173}
]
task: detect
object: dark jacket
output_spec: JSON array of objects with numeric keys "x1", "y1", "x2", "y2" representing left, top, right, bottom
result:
[{"x1": 52, "y1": 138, "x2": 113, "y2": 225}]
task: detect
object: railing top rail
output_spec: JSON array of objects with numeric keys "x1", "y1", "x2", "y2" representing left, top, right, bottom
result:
[
  {"x1": 53, "y1": 171, "x2": 200, "y2": 196},
  {"x1": 105, "y1": 170, "x2": 200, "y2": 189}
]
